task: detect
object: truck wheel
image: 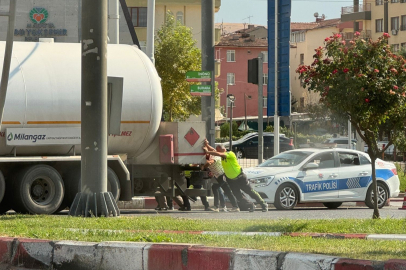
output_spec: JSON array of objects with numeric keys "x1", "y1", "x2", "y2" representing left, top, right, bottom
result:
[
  {"x1": 56, "y1": 167, "x2": 81, "y2": 212},
  {"x1": 0, "y1": 171, "x2": 5, "y2": 204},
  {"x1": 0, "y1": 171, "x2": 11, "y2": 214},
  {"x1": 365, "y1": 182, "x2": 388, "y2": 209},
  {"x1": 274, "y1": 183, "x2": 298, "y2": 210},
  {"x1": 13, "y1": 165, "x2": 64, "y2": 214},
  {"x1": 107, "y1": 168, "x2": 120, "y2": 202},
  {"x1": 59, "y1": 167, "x2": 120, "y2": 211}
]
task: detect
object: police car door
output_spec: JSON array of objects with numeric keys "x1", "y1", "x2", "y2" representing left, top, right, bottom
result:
[
  {"x1": 337, "y1": 152, "x2": 371, "y2": 199},
  {"x1": 301, "y1": 151, "x2": 339, "y2": 201}
]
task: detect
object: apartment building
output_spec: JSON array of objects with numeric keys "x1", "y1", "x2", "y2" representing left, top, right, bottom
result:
[
  {"x1": 127, "y1": 0, "x2": 221, "y2": 49},
  {"x1": 341, "y1": 0, "x2": 406, "y2": 52},
  {"x1": 290, "y1": 18, "x2": 354, "y2": 110},
  {"x1": 0, "y1": 0, "x2": 221, "y2": 49},
  {"x1": 215, "y1": 25, "x2": 268, "y2": 119}
]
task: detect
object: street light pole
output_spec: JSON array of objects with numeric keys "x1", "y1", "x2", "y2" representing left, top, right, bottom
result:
[
  {"x1": 244, "y1": 94, "x2": 251, "y2": 130},
  {"x1": 227, "y1": 94, "x2": 235, "y2": 150}
]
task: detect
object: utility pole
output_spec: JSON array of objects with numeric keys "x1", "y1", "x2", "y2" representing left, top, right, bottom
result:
[
  {"x1": 108, "y1": 0, "x2": 119, "y2": 44},
  {"x1": 147, "y1": 0, "x2": 155, "y2": 64},
  {"x1": 384, "y1": 0, "x2": 389, "y2": 34},
  {"x1": 0, "y1": 0, "x2": 17, "y2": 128},
  {"x1": 70, "y1": 0, "x2": 119, "y2": 217},
  {"x1": 274, "y1": 0, "x2": 280, "y2": 157},
  {"x1": 201, "y1": 0, "x2": 215, "y2": 145},
  {"x1": 258, "y1": 53, "x2": 264, "y2": 164}
]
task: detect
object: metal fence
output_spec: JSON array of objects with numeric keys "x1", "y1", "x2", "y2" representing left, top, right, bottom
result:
[
  {"x1": 341, "y1": 3, "x2": 371, "y2": 15},
  {"x1": 237, "y1": 158, "x2": 260, "y2": 169}
]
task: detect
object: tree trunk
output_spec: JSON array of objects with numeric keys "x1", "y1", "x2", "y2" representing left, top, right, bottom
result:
[{"x1": 370, "y1": 156, "x2": 380, "y2": 219}]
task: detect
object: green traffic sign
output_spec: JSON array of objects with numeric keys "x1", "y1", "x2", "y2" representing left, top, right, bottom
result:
[
  {"x1": 190, "y1": 85, "x2": 212, "y2": 96},
  {"x1": 186, "y1": 71, "x2": 212, "y2": 82}
]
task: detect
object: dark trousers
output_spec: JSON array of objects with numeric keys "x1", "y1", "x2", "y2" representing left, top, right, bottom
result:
[
  {"x1": 212, "y1": 175, "x2": 239, "y2": 208},
  {"x1": 226, "y1": 173, "x2": 265, "y2": 207},
  {"x1": 194, "y1": 184, "x2": 209, "y2": 208}
]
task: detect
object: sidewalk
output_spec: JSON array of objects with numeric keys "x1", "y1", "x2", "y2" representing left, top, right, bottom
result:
[{"x1": 0, "y1": 237, "x2": 405, "y2": 270}]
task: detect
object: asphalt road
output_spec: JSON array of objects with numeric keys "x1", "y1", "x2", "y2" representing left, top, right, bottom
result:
[{"x1": 120, "y1": 205, "x2": 406, "y2": 220}]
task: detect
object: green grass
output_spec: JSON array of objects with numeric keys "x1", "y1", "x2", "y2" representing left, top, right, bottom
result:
[{"x1": 0, "y1": 215, "x2": 406, "y2": 261}]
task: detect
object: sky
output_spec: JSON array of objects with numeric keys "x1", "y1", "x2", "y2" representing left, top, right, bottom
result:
[{"x1": 215, "y1": 0, "x2": 354, "y2": 25}]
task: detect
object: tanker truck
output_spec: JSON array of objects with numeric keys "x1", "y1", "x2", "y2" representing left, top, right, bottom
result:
[{"x1": 0, "y1": 41, "x2": 208, "y2": 215}]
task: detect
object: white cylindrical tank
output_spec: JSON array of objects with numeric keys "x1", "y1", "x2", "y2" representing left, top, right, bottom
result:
[{"x1": 0, "y1": 41, "x2": 162, "y2": 157}]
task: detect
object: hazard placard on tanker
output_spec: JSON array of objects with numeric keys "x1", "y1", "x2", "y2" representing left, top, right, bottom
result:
[{"x1": 6, "y1": 128, "x2": 81, "y2": 146}]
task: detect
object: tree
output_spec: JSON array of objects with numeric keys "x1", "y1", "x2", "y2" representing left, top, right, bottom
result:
[
  {"x1": 297, "y1": 33, "x2": 406, "y2": 219},
  {"x1": 155, "y1": 12, "x2": 202, "y2": 122}
]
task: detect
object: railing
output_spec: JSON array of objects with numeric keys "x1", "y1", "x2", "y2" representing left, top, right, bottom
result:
[
  {"x1": 337, "y1": 30, "x2": 372, "y2": 41},
  {"x1": 341, "y1": 3, "x2": 371, "y2": 15}
]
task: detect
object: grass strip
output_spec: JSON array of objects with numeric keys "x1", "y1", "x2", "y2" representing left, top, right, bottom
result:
[
  {"x1": 1, "y1": 215, "x2": 406, "y2": 234},
  {"x1": 1, "y1": 215, "x2": 406, "y2": 260}
]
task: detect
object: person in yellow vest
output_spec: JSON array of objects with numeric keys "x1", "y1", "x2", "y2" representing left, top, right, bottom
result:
[{"x1": 203, "y1": 139, "x2": 268, "y2": 212}]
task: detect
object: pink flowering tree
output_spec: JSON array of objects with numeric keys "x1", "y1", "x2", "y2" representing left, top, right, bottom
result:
[{"x1": 297, "y1": 33, "x2": 406, "y2": 219}]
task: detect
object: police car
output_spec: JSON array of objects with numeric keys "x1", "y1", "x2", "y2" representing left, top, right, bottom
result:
[{"x1": 245, "y1": 148, "x2": 400, "y2": 210}]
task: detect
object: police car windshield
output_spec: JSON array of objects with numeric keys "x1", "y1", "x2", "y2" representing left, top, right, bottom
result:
[{"x1": 259, "y1": 151, "x2": 313, "y2": 167}]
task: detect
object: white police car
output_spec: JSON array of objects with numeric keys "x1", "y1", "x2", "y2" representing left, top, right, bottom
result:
[{"x1": 245, "y1": 148, "x2": 400, "y2": 210}]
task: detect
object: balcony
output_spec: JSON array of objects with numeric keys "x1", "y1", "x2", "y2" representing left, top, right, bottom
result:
[
  {"x1": 338, "y1": 30, "x2": 372, "y2": 41},
  {"x1": 341, "y1": 4, "x2": 371, "y2": 22}
]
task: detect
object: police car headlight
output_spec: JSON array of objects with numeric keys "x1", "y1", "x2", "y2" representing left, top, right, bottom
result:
[{"x1": 249, "y1": 176, "x2": 275, "y2": 187}]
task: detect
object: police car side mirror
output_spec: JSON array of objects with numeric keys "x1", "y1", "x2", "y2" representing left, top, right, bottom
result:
[{"x1": 303, "y1": 163, "x2": 319, "y2": 170}]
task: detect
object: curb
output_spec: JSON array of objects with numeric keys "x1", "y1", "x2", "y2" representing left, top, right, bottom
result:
[
  {"x1": 0, "y1": 237, "x2": 405, "y2": 270},
  {"x1": 117, "y1": 197, "x2": 392, "y2": 210}
]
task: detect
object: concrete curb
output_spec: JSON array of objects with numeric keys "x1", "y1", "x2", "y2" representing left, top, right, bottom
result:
[
  {"x1": 117, "y1": 197, "x2": 391, "y2": 210},
  {"x1": 0, "y1": 237, "x2": 405, "y2": 270}
]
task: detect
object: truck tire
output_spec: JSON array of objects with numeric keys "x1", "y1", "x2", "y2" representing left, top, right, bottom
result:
[
  {"x1": 12, "y1": 165, "x2": 64, "y2": 214},
  {"x1": 0, "y1": 171, "x2": 5, "y2": 204},
  {"x1": 58, "y1": 167, "x2": 120, "y2": 212},
  {"x1": 107, "y1": 168, "x2": 121, "y2": 202},
  {"x1": 56, "y1": 167, "x2": 81, "y2": 212},
  {"x1": 0, "y1": 171, "x2": 11, "y2": 214}
]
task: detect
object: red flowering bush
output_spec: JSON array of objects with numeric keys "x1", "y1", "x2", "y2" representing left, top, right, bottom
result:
[{"x1": 296, "y1": 33, "x2": 406, "y2": 218}]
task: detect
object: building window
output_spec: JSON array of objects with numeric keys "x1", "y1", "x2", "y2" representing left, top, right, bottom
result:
[
  {"x1": 391, "y1": 0, "x2": 399, "y2": 2},
  {"x1": 376, "y1": 0, "x2": 383, "y2": 5},
  {"x1": 176, "y1": 11, "x2": 184, "y2": 24},
  {"x1": 376, "y1": 19, "x2": 383, "y2": 32},
  {"x1": 263, "y1": 96, "x2": 267, "y2": 108},
  {"x1": 129, "y1": 7, "x2": 147, "y2": 27},
  {"x1": 227, "y1": 50, "x2": 235, "y2": 62},
  {"x1": 401, "y1": 42, "x2": 406, "y2": 49},
  {"x1": 291, "y1": 31, "x2": 305, "y2": 43},
  {"x1": 401, "y1": 15, "x2": 406, "y2": 30},
  {"x1": 261, "y1": 51, "x2": 268, "y2": 63},
  {"x1": 391, "y1": 17, "x2": 399, "y2": 30},
  {"x1": 263, "y1": 73, "x2": 268, "y2": 85},
  {"x1": 227, "y1": 73, "x2": 235, "y2": 85},
  {"x1": 391, "y1": 44, "x2": 400, "y2": 52},
  {"x1": 300, "y1": 53, "x2": 304, "y2": 65}
]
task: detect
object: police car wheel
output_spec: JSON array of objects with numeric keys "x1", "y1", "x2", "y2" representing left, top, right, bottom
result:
[
  {"x1": 322, "y1": 202, "x2": 342, "y2": 209},
  {"x1": 365, "y1": 182, "x2": 388, "y2": 209},
  {"x1": 274, "y1": 183, "x2": 298, "y2": 210}
]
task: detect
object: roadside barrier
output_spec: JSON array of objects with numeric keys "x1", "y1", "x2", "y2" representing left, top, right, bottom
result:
[{"x1": 0, "y1": 237, "x2": 405, "y2": 270}]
